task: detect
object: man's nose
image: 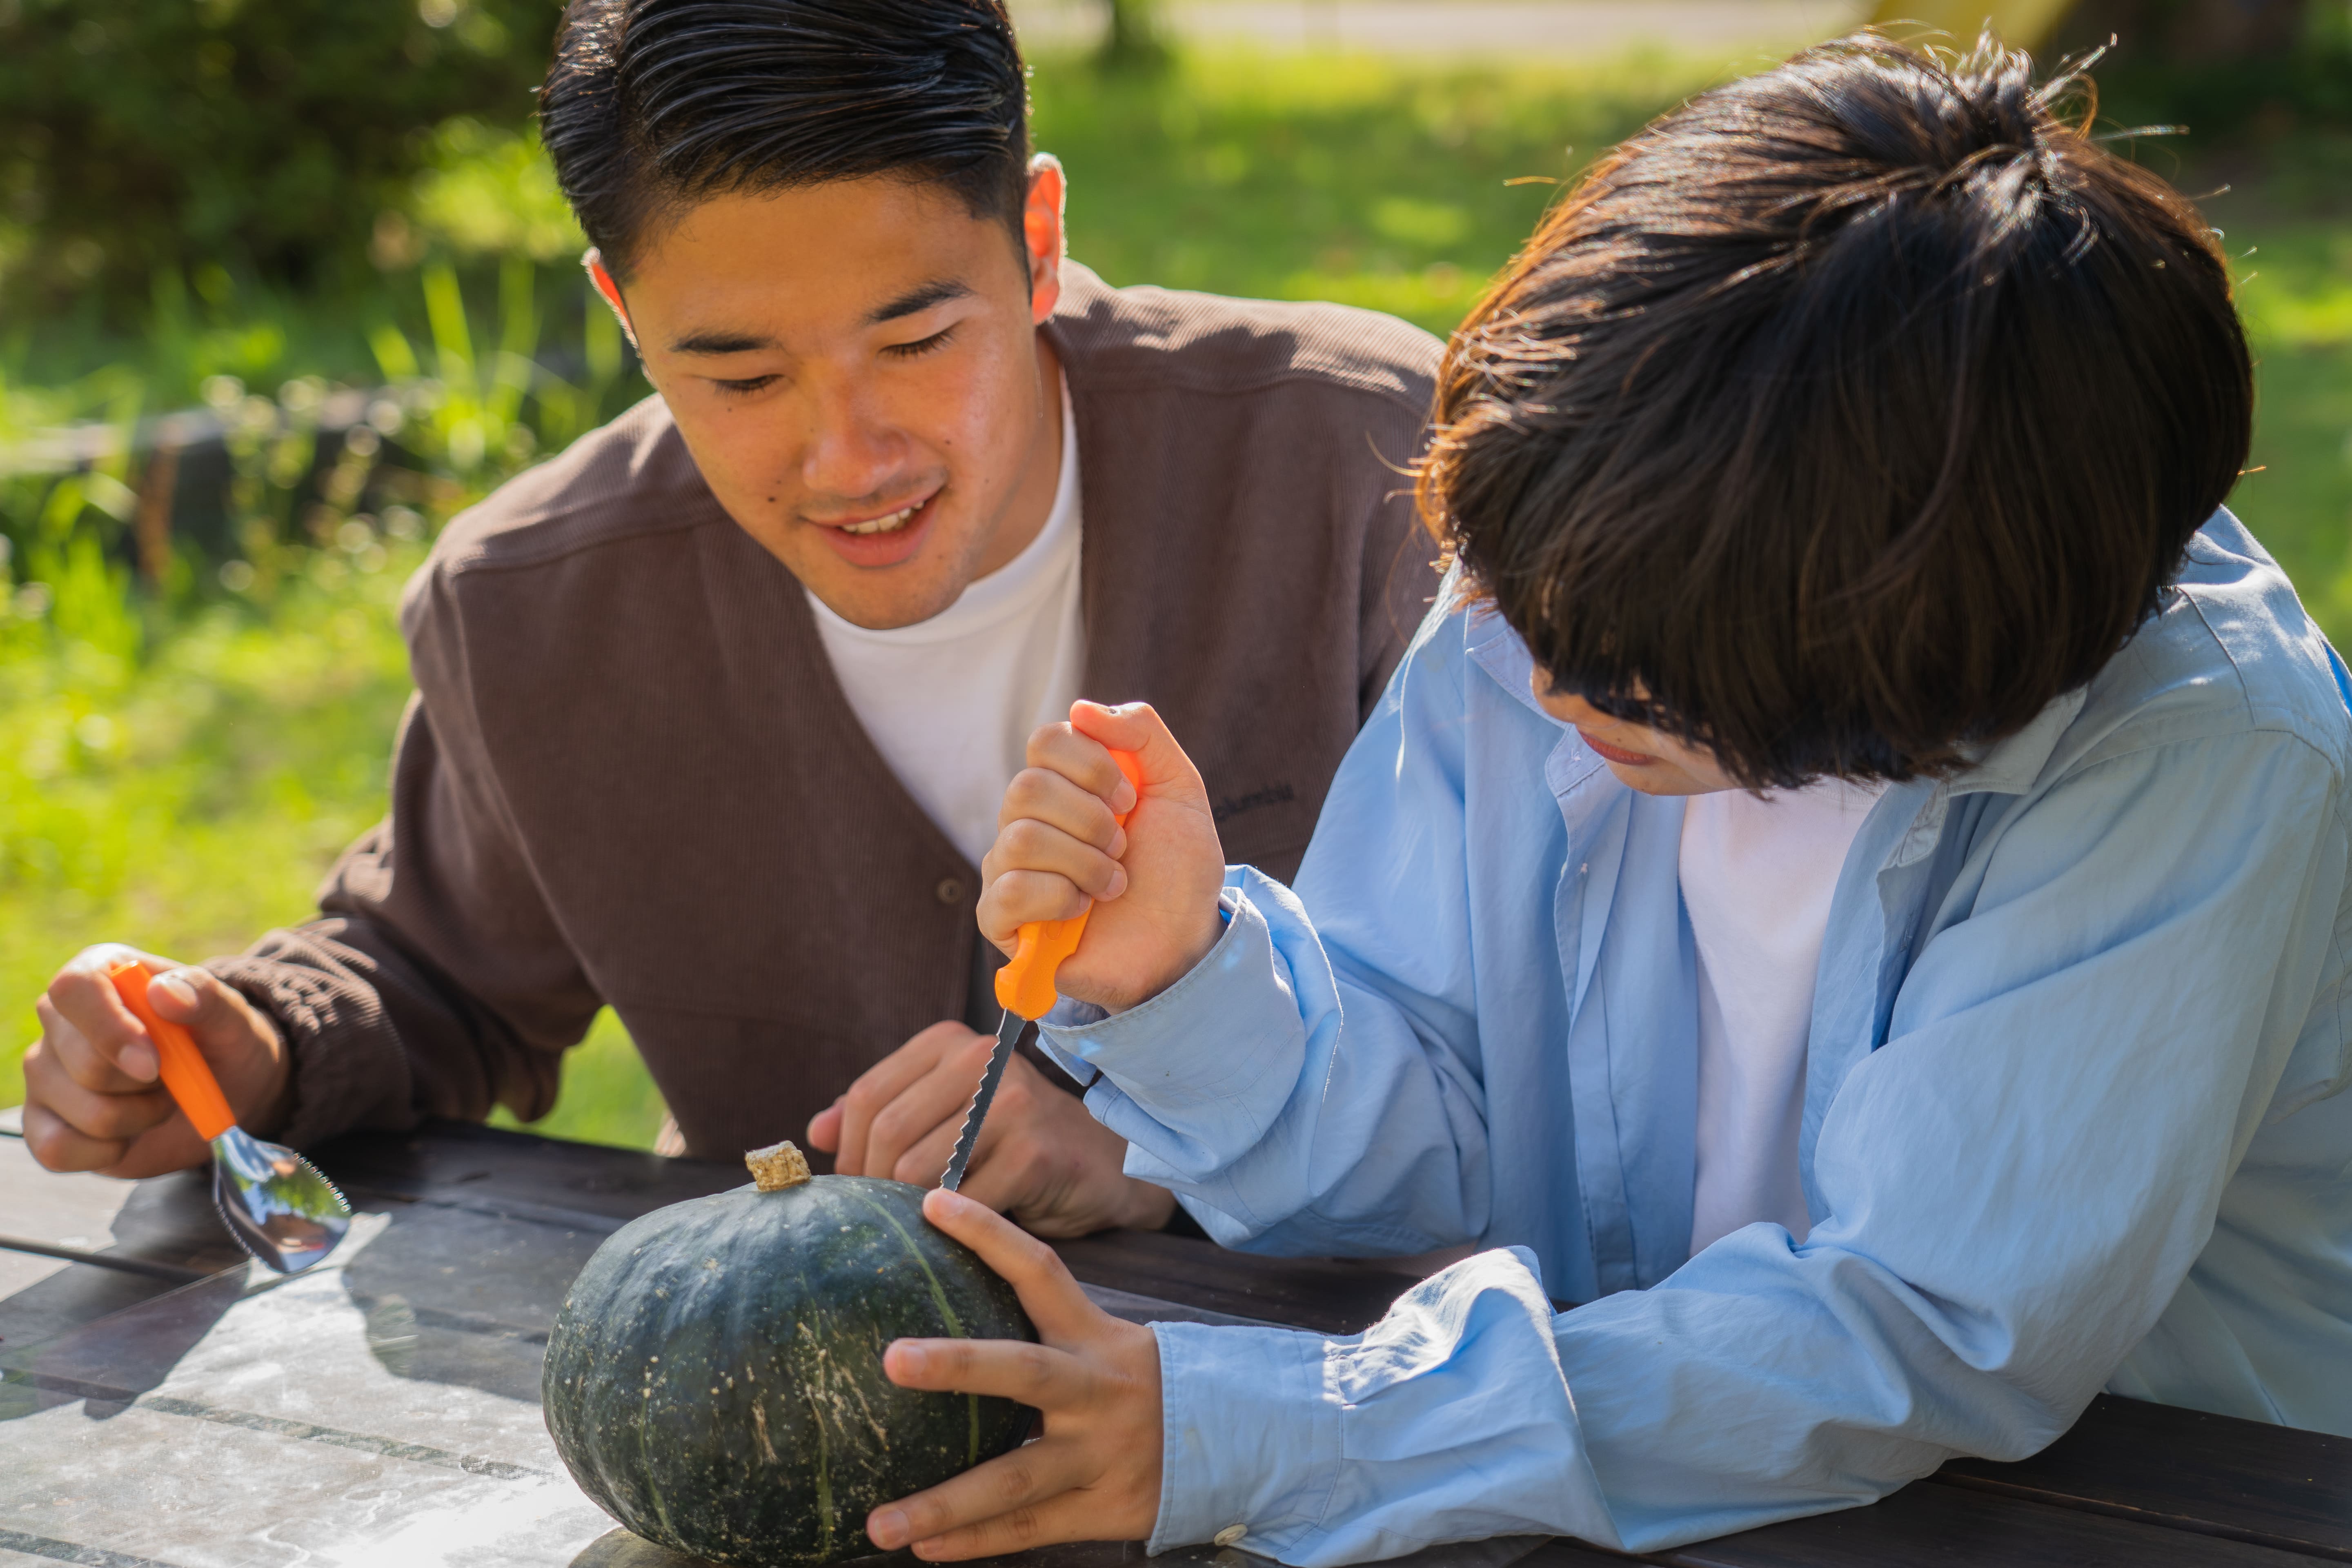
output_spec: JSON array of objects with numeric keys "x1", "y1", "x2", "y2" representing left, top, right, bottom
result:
[{"x1": 797, "y1": 379, "x2": 906, "y2": 502}]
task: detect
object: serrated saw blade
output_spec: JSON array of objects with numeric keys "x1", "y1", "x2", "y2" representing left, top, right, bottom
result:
[{"x1": 940, "y1": 1005, "x2": 1026, "y2": 1193}]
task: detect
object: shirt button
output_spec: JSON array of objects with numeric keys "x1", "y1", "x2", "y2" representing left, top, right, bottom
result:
[
  {"x1": 935, "y1": 878, "x2": 965, "y2": 905},
  {"x1": 1213, "y1": 1525, "x2": 1248, "y2": 1548}
]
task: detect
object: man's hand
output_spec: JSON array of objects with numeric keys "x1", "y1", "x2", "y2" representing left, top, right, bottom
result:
[
  {"x1": 868, "y1": 1187, "x2": 1163, "y2": 1559},
  {"x1": 808, "y1": 1021, "x2": 1176, "y2": 1237},
  {"x1": 981, "y1": 701, "x2": 1226, "y2": 1014},
  {"x1": 22, "y1": 944, "x2": 291, "y2": 1178}
]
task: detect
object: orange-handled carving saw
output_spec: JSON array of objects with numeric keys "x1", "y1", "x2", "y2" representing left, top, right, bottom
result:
[{"x1": 941, "y1": 748, "x2": 1144, "y2": 1192}]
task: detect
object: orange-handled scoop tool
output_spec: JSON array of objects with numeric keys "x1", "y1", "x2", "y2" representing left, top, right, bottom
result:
[
  {"x1": 941, "y1": 748, "x2": 1145, "y2": 1192},
  {"x1": 105, "y1": 959, "x2": 351, "y2": 1274}
]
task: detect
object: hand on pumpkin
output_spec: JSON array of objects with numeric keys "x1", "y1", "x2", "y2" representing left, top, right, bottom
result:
[
  {"x1": 806, "y1": 1021, "x2": 1176, "y2": 1236},
  {"x1": 869, "y1": 1187, "x2": 1163, "y2": 1558},
  {"x1": 979, "y1": 700, "x2": 1226, "y2": 1015},
  {"x1": 23, "y1": 944, "x2": 291, "y2": 1178}
]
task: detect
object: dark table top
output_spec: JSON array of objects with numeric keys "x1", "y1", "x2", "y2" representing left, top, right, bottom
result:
[{"x1": 1, "y1": 1110, "x2": 2345, "y2": 1568}]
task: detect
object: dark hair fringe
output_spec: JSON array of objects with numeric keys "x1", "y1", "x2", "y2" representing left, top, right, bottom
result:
[
  {"x1": 541, "y1": 0, "x2": 1031, "y2": 278},
  {"x1": 1420, "y1": 30, "x2": 2253, "y2": 788}
]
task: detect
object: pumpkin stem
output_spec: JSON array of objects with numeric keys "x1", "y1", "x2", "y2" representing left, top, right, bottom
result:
[{"x1": 745, "y1": 1140, "x2": 813, "y2": 1192}]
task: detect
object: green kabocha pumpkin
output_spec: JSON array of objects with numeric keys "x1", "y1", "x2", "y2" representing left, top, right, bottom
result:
[{"x1": 543, "y1": 1141, "x2": 1036, "y2": 1566}]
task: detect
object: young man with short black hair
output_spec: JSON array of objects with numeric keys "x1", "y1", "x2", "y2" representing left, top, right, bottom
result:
[{"x1": 22, "y1": 0, "x2": 1441, "y2": 1236}]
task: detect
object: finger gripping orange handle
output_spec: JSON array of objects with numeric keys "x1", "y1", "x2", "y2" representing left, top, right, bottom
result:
[
  {"x1": 996, "y1": 748, "x2": 1145, "y2": 1021},
  {"x1": 106, "y1": 959, "x2": 236, "y2": 1142}
]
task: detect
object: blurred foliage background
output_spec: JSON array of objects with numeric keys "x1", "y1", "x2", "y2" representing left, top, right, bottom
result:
[
  {"x1": 0, "y1": 0, "x2": 569, "y2": 307},
  {"x1": 1, "y1": 0, "x2": 2348, "y2": 1147}
]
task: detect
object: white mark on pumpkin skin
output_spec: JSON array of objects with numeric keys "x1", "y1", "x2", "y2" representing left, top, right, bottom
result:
[
  {"x1": 803, "y1": 1381, "x2": 837, "y2": 1559},
  {"x1": 794, "y1": 1321, "x2": 893, "y2": 1450},
  {"x1": 752, "y1": 1399, "x2": 779, "y2": 1464},
  {"x1": 836, "y1": 1340, "x2": 892, "y2": 1450}
]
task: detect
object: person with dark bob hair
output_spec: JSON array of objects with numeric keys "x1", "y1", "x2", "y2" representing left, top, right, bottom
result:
[
  {"x1": 847, "y1": 33, "x2": 2352, "y2": 1564},
  {"x1": 22, "y1": 0, "x2": 1442, "y2": 1231}
]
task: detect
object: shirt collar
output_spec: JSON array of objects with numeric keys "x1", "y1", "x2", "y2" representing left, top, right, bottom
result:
[
  {"x1": 1463, "y1": 597, "x2": 1562, "y2": 725},
  {"x1": 1939, "y1": 687, "x2": 2089, "y2": 798}
]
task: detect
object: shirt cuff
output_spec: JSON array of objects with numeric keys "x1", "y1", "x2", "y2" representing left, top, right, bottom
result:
[
  {"x1": 1150, "y1": 1320, "x2": 1342, "y2": 1556},
  {"x1": 208, "y1": 950, "x2": 411, "y2": 1151},
  {"x1": 1038, "y1": 883, "x2": 1298, "y2": 1115}
]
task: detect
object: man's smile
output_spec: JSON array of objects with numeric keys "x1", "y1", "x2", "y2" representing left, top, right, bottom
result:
[
  {"x1": 841, "y1": 505, "x2": 918, "y2": 536},
  {"x1": 808, "y1": 488, "x2": 945, "y2": 568}
]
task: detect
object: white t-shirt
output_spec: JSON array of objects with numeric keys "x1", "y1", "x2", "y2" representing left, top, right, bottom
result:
[
  {"x1": 1680, "y1": 778, "x2": 1885, "y2": 1254},
  {"x1": 808, "y1": 379, "x2": 1084, "y2": 871}
]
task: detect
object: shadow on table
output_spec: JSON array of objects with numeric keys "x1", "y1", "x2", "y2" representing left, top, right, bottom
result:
[
  {"x1": 4, "y1": 1168, "x2": 604, "y2": 1422},
  {"x1": 336, "y1": 1193, "x2": 607, "y2": 1406},
  {"x1": 0, "y1": 1166, "x2": 237, "y2": 1321},
  {"x1": 103, "y1": 1167, "x2": 247, "y2": 1267},
  {"x1": 0, "y1": 1265, "x2": 248, "y2": 1424},
  {"x1": 572, "y1": 1531, "x2": 923, "y2": 1568},
  {"x1": 570, "y1": 1528, "x2": 1566, "y2": 1568},
  {"x1": 0, "y1": 1170, "x2": 254, "y2": 1423}
]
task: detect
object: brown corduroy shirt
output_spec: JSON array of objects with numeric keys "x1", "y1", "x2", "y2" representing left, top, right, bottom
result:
[{"x1": 213, "y1": 264, "x2": 1443, "y2": 1160}]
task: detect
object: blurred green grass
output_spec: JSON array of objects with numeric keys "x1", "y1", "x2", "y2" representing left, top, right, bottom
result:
[
  {"x1": 4, "y1": 46, "x2": 2348, "y2": 1153},
  {"x1": 2233, "y1": 222, "x2": 2352, "y2": 633},
  {"x1": 1039, "y1": 46, "x2": 1737, "y2": 330}
]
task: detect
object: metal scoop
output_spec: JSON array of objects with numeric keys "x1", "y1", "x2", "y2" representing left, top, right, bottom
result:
[{"x1": 106, "y1": 959, "x2": 351, "y2": 1274}]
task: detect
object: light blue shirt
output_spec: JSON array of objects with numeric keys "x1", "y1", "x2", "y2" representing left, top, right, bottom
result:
[{"x1": 1040, "y1": 511, "x2": 2352, "y2": 1562}]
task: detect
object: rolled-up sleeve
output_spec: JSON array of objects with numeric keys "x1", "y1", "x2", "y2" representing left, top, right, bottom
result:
[
  {"x1": 1151, "y1": 1248, "x2": 1618, "y2": 1562},
  {"x1": 1039, "y1": 609, "x2": 1503, "y2": 1258}
]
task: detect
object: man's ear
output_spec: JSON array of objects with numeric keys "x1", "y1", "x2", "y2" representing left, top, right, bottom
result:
[
  {"x1": 1024, "y1": 153, "x2": 1067, "y2": 326},
  {"x1": 583, "y1": 248, "x2": 641, "y2": 351}
]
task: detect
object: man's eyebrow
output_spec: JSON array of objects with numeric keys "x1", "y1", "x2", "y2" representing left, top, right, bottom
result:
[
  {"x1": 868, "y1": 280, "x2": 973, "y2": 325},
  {"x1": 663, "y1": 281, "x2": 972, "y2": 354},
  {"x1": 668, "y1": 329, "x2": 776, "y2": 356}
]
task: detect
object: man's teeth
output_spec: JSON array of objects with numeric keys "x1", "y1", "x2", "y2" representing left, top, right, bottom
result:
[{"x1": 843, "y1": 505, "x2": 917, "y2": 536}]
